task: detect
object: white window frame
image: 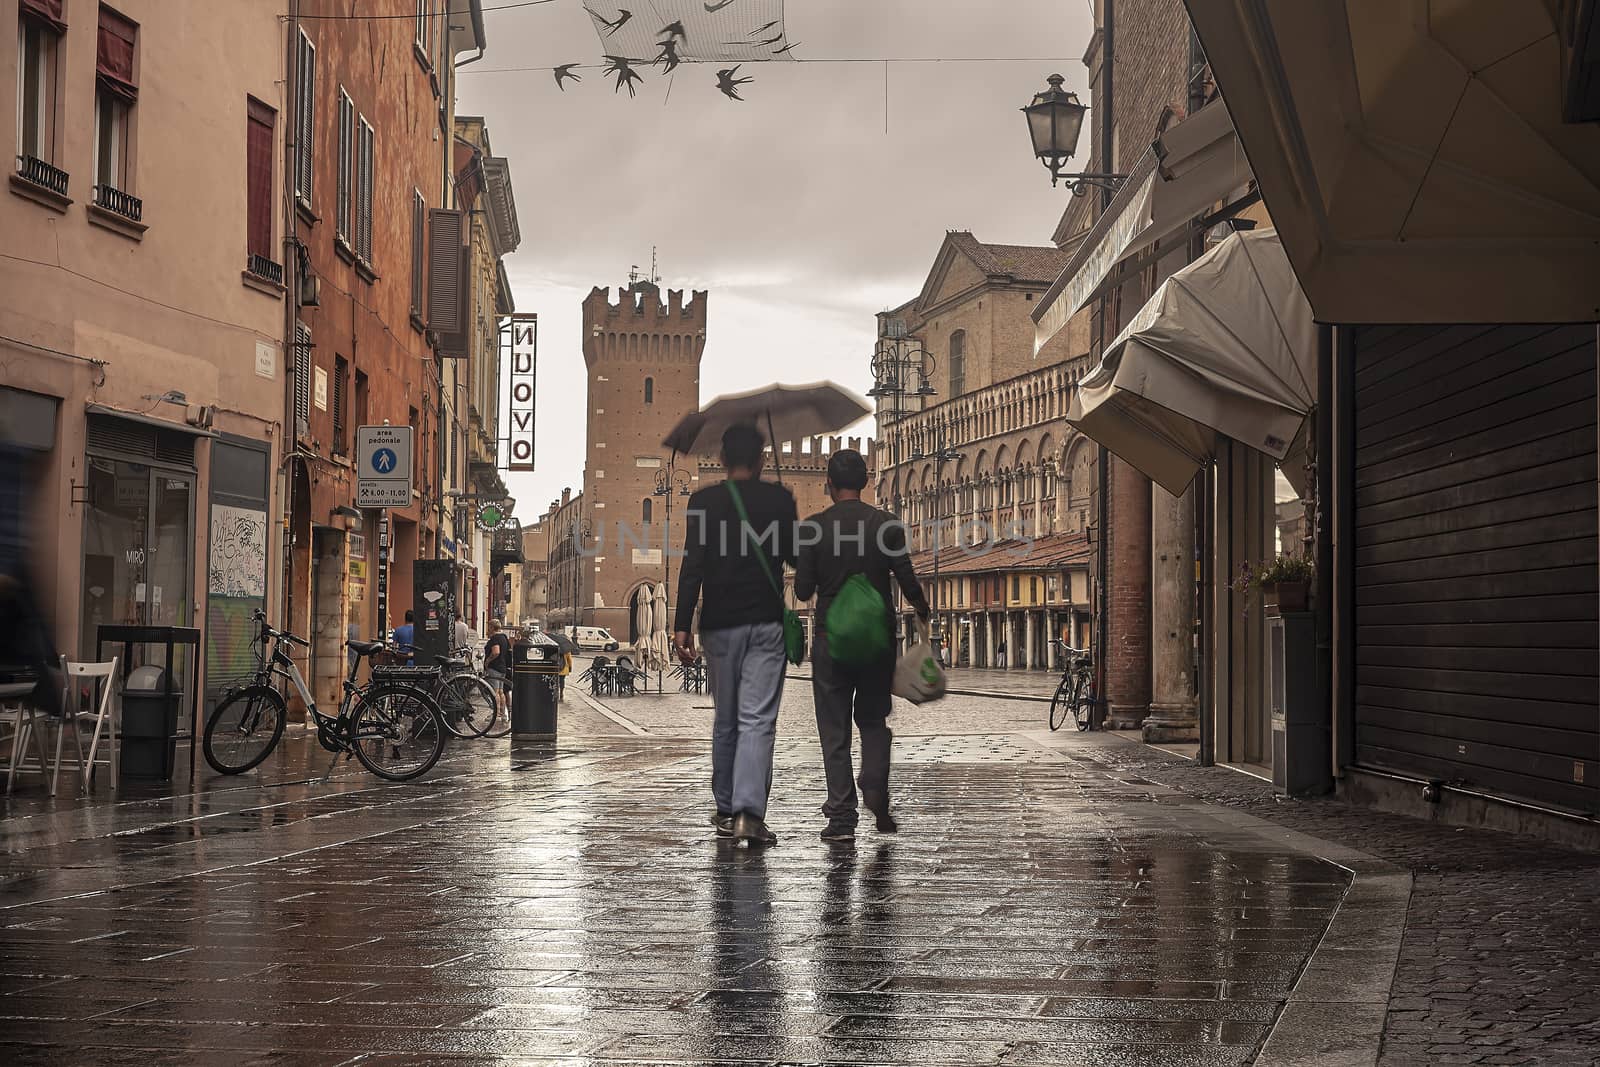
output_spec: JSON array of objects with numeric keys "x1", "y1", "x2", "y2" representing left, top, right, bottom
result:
[
  {"x1": 93, "y1": 85, "x2": 128, "y2": 190},
  {"x1": 17, "y1": 20, "x2": 56, "y2": 162}
]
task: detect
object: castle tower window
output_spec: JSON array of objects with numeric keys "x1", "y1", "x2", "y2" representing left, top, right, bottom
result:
[{"x1": 644, "y1": 376, "x2": 654, "y2": 404}]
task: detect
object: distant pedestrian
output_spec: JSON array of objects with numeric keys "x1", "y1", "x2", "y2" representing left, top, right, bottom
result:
[
  {"x1": 392, "y1": 610, "x2": 416, "y2": 665},
  {"x1": 453, "y1": 614, "x2": 472, "y2": 658},
  {"x1": 483, "y1": 620, "x2": 513, "y2": 716},
  {"x1": 795, "y1": 449, "x2": 928, "y2": 842},
  {"x1": 674, "y1": 423, "x2": 797, "y2": 847},
  {"x1": 996, "y1": 637, "x2": 1007, "y2": 669}
]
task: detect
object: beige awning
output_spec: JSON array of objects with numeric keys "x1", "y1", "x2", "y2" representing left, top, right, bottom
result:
[
  {"x1": 1033, "y1": 100, "x2": 1254, "y2": 354},
  {"x1": 1185, "y1": 0, "x2": 1600, "y2": 323},
  {"x1": 1066, "y1": 228, "x2": 1315, "y2": 497}
]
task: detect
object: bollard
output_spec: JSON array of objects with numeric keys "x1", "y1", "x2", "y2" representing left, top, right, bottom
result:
[{"x1": 511, "y1": 633, "x2": 561, "y2": 741}]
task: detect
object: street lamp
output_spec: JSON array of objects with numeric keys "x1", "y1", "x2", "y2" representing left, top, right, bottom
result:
[
  {"x1": 1023, "y1": 74, "x2": 1126, "y2": 196},
  {"x1": 907, "y1": 410, "x2": 963, "y2": 656},
  {"x1": 653, "y1": 466, "x2": 692, "y2": 630}
]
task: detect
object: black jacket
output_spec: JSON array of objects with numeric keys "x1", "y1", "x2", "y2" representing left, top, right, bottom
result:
[
  {"x1": 674, "y1": 478, "x2": 798, "y2": 633},
  {"x1": 793, "y1": 499, "x2": 928, "y2": 627}
]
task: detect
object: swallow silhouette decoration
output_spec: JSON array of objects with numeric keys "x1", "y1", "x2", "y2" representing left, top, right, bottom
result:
[
  {"x1": 655, "y1": 37, "x2": 681, "y2": 74},
  {"x1": 748, "y1": 19, "x2": 779, "y2": 37},
  {"x1": 594, "y1": 7, "x2": 632, "y2": 36},
  {"x1": 603, "y1": 54, "x2": 644, "y2": 97},
  {"x1": 659, "y1": 19, "x2": 686, "y2": 42},
  {"x1": 704, "y1": 0, "x2": 738, "y2": 11},
  {"x1": 772, "y1": 40, "x2": 800, "y2": 56},
  {"x1": 553, "y1": 63, "x2": 583, "y2": 90},
  {"x1": 715, "y1": 65, "x2": 752, "y2": 100}
]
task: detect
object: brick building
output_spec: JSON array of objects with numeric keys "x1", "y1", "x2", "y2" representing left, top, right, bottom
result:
[{"x1": 284, "y1": 0, "x2": 486, "y2": 709}]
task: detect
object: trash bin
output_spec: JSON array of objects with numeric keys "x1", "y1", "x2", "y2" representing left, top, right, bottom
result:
[
  {"x1": 511, "y1": 631, "x2": 562, "y2": 740},
  {"x1": 121, "y1": 665, "x2": 181, "y2": 780}
]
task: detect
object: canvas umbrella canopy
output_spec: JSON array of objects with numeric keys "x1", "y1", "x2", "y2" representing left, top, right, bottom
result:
[
  {"x1": 1066, "y1": 227, "x2": 1316, "y2": 497},
  {"x1": 651, "y1": 582, "x2": 672, "y2": 669},
  {"x1": 662, "y1": 381, "x2": 871, "y2": 468},
  {"x1": 632, "y1": 588, "x2": 654, "y2": 667}
]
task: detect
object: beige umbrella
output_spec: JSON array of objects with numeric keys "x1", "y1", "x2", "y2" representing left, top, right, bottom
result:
[
  {"x1": 1066, "y1": 228, "x2": 1315, "y2": 497},
  {"x1": 632, "y1": 589, "x2": 653, "y2": 668},
  {"x1": 651, "y1": 582, "x2": 672, "y2": 671}
]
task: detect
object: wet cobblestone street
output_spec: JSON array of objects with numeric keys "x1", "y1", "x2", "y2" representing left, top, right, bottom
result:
[{"x1": 0, "y1": 688, "x2": 1380, "y2": 1067}]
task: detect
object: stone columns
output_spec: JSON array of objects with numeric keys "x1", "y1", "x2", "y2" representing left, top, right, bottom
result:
[
  {"x1": 1046, "y1": 616, "x2": 1057, "y2": 671},
  {"x1": 1104, "y1": 456, "x2": 1153, "y2": 728},
  {"x1": 984, "y1": 611, "x2": 995, "y2": 668},
  {"x1": 1144, "y1": 482, "x2": 1199, "y2": 743},
  {"x1": 1025, "y1": 611, "x2": 1036, "y2": 671}
]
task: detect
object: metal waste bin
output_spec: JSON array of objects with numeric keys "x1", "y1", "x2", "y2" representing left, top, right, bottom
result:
[
  {"x1": 511, "y1": 631, "x2": 562, "y2": 740},
  {"x1": 121, "y1": 665, "x2": 180, "y2": 780}
]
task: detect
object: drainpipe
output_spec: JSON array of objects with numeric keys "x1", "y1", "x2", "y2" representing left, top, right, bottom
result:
[{"x1": 280, "y1": 0, "x2": 301, "y2": 630}]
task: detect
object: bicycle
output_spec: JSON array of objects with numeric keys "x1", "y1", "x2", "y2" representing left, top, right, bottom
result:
[
  {"x1": 1049, "y1": 641, "x2": 1096, "y2": 732},
  {"x1": 203, "y1": 610, "x2": 448, "y2": 781},
  {"x1": 391, "y1": 643, "x2": 498, "y2": 740}
]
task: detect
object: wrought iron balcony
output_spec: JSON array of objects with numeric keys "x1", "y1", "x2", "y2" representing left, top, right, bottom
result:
[
  {"x1": 15, "y1": 155, "x2": 68, "y2": 197},
  {"x1": 93, "y1": 184, "x2": 142, "y2": 222},
  {"x1": 246, "y1": 253, "x2": 284, "y2": 286}
]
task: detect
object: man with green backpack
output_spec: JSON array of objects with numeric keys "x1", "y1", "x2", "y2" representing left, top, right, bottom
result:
[{"x1": 794, "y1": 449, "x2": 930, "y2": 843}]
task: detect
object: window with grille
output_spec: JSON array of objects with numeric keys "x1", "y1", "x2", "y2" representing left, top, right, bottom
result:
[
  {"x1": 246, "y1": 98, "x2": 275, "y2": 260},
  {"x1": 335, "y1": 89, "x2": 353, "y2": 242},
  {"x1": 410, "y1": 190, "x2": 425, "y2": 316},
  {"x1": 643, "y1": 376, "x2": 653, "y2": 404},
  {"x1": 293, "y1": 323, "x2": 312, "y2": 440},
  {"x1": 17, "y1": 12, "x2": 60, "y2": 165},
  {"x1": 642, "y1": 498, "x2": 652, "y2": 523},
  {"x1": 332, "y1": 355, "x2": 347, "y2": 452},
  {"x1": 294, "y1": 30, "x2": 314, "y2": 204},
  {"x1": 356, "y1": 117, "x2": 374, "y2": 263}
]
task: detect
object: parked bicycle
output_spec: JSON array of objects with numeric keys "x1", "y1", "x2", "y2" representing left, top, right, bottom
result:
[
  {"x1": 203, "y1": 610, "x2": 447, "y2": 781},
  {"x1": 425, "y1": 647, "x2": 500, "y2": 739},
  {"x1": 1049, "y1": 641, "x2": 1096, "y2": 732}
]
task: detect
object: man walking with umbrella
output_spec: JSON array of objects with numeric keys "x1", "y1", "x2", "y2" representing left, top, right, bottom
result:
[
  {"x1": 674, "y1": 424, "x2": 797, "y2": 847},
  {"x1": 795, "y1": 449, "x2": 929, "y2": 842}
]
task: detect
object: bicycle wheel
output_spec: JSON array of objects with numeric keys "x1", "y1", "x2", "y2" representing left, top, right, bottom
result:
[
  {"x1": 204, "y1": 684, "x2": 286, "y2": 774},
  {"x1": 1048, "y1": 676, "x2": 1077, "y2": 732},
  {"x1": 348, "y1": 683, "x2": 446, "y2": 781},
  {"x1": 1073, "y1": 673, "x2": 1094, "y2": 731},
  {"x1": 437, "y1": 673, "x2": 498, "y2": 738}
]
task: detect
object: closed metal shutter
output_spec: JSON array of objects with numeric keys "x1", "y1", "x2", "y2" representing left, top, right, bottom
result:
[
  {"x1": 1353, "y1": 324, "x2": 1598, "y2": 813},
  {"x1": 205, "y1": 440, "x2": 270, "y2": 714}
]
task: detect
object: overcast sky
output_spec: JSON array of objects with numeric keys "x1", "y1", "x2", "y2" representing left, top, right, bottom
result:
[{"x1": 457, "y1": 0, "x2": 1096, "y2": 519}]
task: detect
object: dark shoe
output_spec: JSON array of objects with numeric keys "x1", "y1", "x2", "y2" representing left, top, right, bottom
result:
[
  {"x1": 711, "y1": 813, "x2": 734, "y2": 837},
  {"x1": 862, "y1": 791, "x2": 898, "y2": 833},
  {"x1": 731, "y1": 812, "x2": 778, "y2": 847},
  {"x1": 820, "y1": 820, "x2": 856, "y2": 843}
]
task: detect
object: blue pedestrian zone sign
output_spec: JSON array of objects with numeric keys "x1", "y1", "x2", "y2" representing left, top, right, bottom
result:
[{"x1": 356, "y1": 425, "x2": 413, "y2": 508}]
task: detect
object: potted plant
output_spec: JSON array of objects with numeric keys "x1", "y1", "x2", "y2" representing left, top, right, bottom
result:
[{"x1": 1258, "y1": 554, "x2": 1314, "y2": 613}]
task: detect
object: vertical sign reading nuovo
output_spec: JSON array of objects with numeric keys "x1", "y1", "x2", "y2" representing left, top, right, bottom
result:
[{"x1": 507, "y1": 313, "x2": 537, "y2": 471}]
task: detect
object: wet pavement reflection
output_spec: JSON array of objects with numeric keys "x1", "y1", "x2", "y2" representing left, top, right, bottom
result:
[{"x1": 0, "y1": 730, "x2": 1350, "y2": 1065}]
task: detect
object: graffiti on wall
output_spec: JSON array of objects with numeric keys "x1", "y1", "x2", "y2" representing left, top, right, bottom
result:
[{"x1": 209, "y1": 505, "x2": 267, "y2": 598}]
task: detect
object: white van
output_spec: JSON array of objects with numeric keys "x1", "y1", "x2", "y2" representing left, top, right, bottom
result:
[{"x1": 565, "y1": 626, "x2": 620, "y2": 652}]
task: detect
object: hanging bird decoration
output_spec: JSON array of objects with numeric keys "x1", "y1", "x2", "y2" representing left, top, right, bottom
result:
[
  {"x1": 655, "y1": 37, "x2": 682, "y2": 74},
  {"x1": 553, "y1": 63, "x2": 583, "y2": 91},
  {"x1": 755, "y1": 33, "x2": 784, "y2": 47},
  {"x1": 659, "y1": 19, "x2": 687, "y2": 44},
  {"x1": 772, "y1": 40, "x2": 800, "y2": 56},
  {"x1": 594, "y1": 7, "x2": 632, "y2": 36},
  {"x1": 715, "y1": 65, "x2": 753, "y2": 101},
  {"x1": 603, "y1": 55, "x2": 645, "y2": 97},
  {"x1": 704, "y1": 0, "x2": 738, "y2": 11},
  {"x1": 748, "y1": 19, "x2": 779, "y2": 37}
]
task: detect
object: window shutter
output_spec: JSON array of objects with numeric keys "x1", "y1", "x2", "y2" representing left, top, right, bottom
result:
[
  {"x1": 296, "y1": 34, "x2": 314, "y2": 202},
  {"x1": 294, "y1": 323, "x2": 312, "y2": 439},
  {"x1": 427, "y1": 208, "x2": 465, "y2": 336},
  {"x1": 357, "y1": 120, "x2": 374, "y2": 261},
  {"x1": 336, "y1": 92, "x2": 352, "y2": 240},
  {"x1": 246, "y1": 99, "x2": 274, "y2": 258},
  {"x1": 411, "y1": 192, "x2": 425, "y2": 315},
  {"x1": 333, "y1": 354, "x2": 347, "y2": 444},
  {"x1": 96, "y1": 7, "x2": 138, "y2": 102}
]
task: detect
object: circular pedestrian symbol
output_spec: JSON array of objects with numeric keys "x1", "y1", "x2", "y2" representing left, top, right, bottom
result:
[{"x1": 372, "y1": 447, "x2": 397, "y2": 473}]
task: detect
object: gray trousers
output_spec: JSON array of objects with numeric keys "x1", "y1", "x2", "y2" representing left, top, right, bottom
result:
[
  {"x1": 811, "y1": 629, "x2": 893, "y2": 827},
  {"x1": 702, "y1": 621, "x2": 787, "y2": 820}
]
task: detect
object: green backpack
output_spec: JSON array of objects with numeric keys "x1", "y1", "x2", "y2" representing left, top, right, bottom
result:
[{"x1": 825, "y1": 574, "x2": 891, "y2": 666}]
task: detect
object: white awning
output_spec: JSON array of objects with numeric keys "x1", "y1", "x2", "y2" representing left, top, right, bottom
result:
[
  {"x1": 1033, "y1": 100, "x2": 1254, "y2": 354},
  {"x1": 1066, "y1": 227, "x2": 1315, "y2": 497},
  {"x1": 1185, "y1": 0, "x2": 1600, "y2": 323}
]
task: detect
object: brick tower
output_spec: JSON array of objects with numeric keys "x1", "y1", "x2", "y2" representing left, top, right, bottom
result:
[{"x1": 580, "y1": 281, "x2": 708, "y2": 638}]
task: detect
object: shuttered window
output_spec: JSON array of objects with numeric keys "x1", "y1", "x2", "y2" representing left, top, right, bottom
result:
[
  {"x1": 245, "y1": 98, "x2": 274, "y2": 259},
  {"x1": 293, "y1": 322, "x2": 312, "y2": 440},
  {"x1": 426, "y1": 208, "x2": 465, "y2": 336},
  {"x1": 356, "y1": 116, "x2": 374, "y2": 262},
  {"x1": 294, "y1": 31, "x2": 314, "y2": 205},
  {"x1": 410, "y1": 191, "x2": 425, "y2": 317},
  {"x1": 332, "y1": 354, "x2": 348, "y2": 452},
  {"x1": 335, "y1": 89, "x2": 353, "y2": 242}
]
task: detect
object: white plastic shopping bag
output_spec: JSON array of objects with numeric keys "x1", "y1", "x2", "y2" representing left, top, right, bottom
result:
[{"x1": 893, "y1": 618, "x2": 947, "y2": 704}]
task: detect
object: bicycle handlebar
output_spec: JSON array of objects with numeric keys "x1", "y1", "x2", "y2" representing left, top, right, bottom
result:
[{"x1": 250, "y1": 608, "x2": 309, "y2": 647}]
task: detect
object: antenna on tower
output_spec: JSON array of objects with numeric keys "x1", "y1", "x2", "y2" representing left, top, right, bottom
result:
[
  {"x1": 628, "y1": 264, "x2": 640, "y2": 285},
  {"x1": 650, "y1": 246, "x2": 659, "y2": 286}
]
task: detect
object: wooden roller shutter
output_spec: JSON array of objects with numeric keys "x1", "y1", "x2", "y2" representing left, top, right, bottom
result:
[{"x1": 1352, "y1": 324, "x2": 1599, "y2": 813}]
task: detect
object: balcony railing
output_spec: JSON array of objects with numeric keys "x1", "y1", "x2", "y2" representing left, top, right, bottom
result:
[
  {"x1": 93, "y1": 184, "x2": 143, "y2": 222},
  {"x1": 15, "y1": 155, "x2": 69, "y2": 197},
  {"x1": 246, "y1": 253, "x2": 284, "y2": 286}
]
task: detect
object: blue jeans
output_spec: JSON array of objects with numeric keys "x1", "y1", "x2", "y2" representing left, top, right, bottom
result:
[{"x1": 702, "y1": 621, "x2": 786, "y2": 820}]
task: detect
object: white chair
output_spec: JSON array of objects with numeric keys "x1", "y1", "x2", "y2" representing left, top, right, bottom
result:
[
  {"x1": 3, "y1": 671, "x2": 55, "y2": 795},
  {"x1": 52, "y1": 657, "x2": 119, "y2": 794}
]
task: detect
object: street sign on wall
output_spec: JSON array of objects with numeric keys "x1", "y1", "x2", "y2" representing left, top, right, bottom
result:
[
  {"x1": 356, "y1": 425, "x2": 413, "y2": 508},
  {"x1": 506, "y1": 313, "x2": 536, "y2": 471}
]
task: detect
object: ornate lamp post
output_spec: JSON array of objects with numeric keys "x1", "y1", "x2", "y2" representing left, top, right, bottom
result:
[
  {"x1": 910, "y1": 410, "x2": 963, "y2": 656},
  {"x1": 652, "y1": 466, "x2": 692, "y2": 623},
  {"x1": 1022, "y1": 74, "x2": 1127, "y2": 196}
]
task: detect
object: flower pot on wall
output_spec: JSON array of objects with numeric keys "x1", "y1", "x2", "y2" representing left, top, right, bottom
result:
[{"x1": 1263, "y1": 579, "x2": 1309, "y2": 614}]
